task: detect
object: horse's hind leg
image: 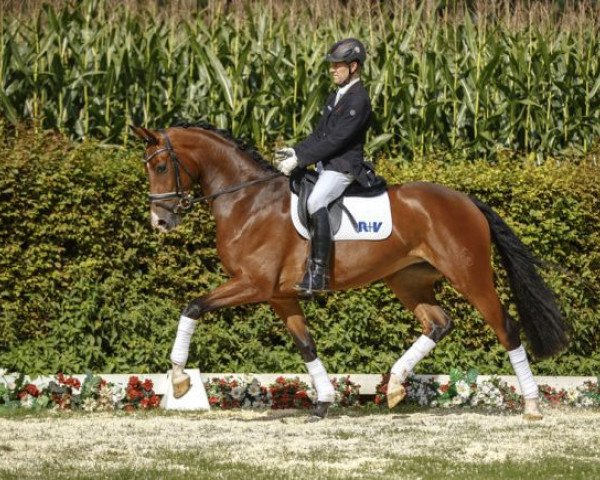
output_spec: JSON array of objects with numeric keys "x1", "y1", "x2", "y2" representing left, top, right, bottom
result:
[
  {"x1": 384, "y1": 263, "x2": 454, "y2": 408},
  {"x1": 436, "y1": 246, "x2": 543, "y2": 420},
  {"x1": 269, "y1": 298, "x2": 335, "y2": 421},
  {"x1": 450, "y1": 271, "x2": 543, "y2": 419}
]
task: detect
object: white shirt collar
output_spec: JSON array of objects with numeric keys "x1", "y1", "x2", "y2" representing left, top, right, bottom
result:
[{"x1": 335, "y1": 78, "x2": 360, "y2": 105}]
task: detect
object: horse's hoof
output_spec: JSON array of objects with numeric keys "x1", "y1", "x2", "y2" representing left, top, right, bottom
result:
[
  {"x1": 387, "y1": 373, "x2": 406, "y2": 409},
  {"x1": 306, "y1": 414, "x2": 324, "y2": 423},
  {"x1": 523, "y1": 398, "x2": 543, "y2": 421},
  {"x1": 307, "y1": 401, "x2": 331, "y2": 422},
  {"x1": 172, "y1": 373, "x2": 191, "y2": 399}
]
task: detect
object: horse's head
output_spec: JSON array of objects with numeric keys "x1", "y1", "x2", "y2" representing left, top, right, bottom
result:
[{"x1": 130, "y1": 126, "x2": 196, "y2": 232}]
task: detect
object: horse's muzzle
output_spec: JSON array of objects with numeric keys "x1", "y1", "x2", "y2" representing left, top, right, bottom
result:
[{"x1": 151, "y1": 208, "x2": 181, "y2": 232}]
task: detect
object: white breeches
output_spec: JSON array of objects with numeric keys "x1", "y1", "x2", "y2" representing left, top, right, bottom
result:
[{"x1": 307, "y1": 170, "x2": 354, "y2": 215}]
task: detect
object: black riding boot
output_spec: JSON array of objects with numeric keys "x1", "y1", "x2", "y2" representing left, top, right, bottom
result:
[{"x1": 296, "y1": 208, "x2": 332, "y2": 295}]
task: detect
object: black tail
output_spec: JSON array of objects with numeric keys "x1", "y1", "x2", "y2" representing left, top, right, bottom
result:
[{"x1": 470, "y1": 197, "x2": 570, "y2": 358}]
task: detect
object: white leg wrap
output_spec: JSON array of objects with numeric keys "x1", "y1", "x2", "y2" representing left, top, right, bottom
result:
[
  {"x1": 508, "y1": 345, "x2": 538, "y2": 399},
  {"x1": 391, "y1": 335, "x2": 436, "y2": 379},
  {"x1": 306, "y1": 358, "x2": 335, "y2": 402},
  {"x1": 170, "y1": 315, "x2": 197, "y2": 366}
]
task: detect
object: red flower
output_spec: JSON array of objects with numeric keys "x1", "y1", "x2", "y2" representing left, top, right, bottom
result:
[
  {"x1": 142, "y1": 379, "x2": 154, "y2": 392},
  {"x1": 26, "y1": 384, "x2": 40, "y2": 397},
  {"x1": 57, "y1": 373, "x2": 80, "y2": 389},
  {"x1": 126, "y1": 386, "x2": 143, "y2": 401},
  {"x1": 149, "y1": 395, "x2": 160, "y2": 408},
  {"x1": 209, "y1": 396, "x2": 220, "y2": 406},
  {"x1": 128, "y1": 376, "x2": 140, "y2": 387}
]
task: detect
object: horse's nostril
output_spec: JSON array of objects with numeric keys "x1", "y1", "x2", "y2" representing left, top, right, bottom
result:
[{"x1": 157, "y1": 219, "x2": 167, "y2": 227}]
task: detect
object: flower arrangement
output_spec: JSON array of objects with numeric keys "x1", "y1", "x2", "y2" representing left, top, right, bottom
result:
[
  {"x1": 269, "y1": 376, "x2": 313, "y2": 410},
  {"x1": 373, "y1": 373, "x2": 390, "y2": 407},
  {"x1": 432, "y1": 368, "x2": 479, "y2": 407},
  {"x1": 205, "y1": 375, "x2": 270, "y2": 409},
  {"x1": 2, "y1": 371, "x2": 599, "y2": 412},
  {"x1": 375, "y1": 372, "x2": 600, "y2": 411},
  {"x1": 331, "y1": 376, "x2": 361, "y2": 407},
  {"x1": 0, "y1": 373, "x2": 157, "y2": 412},
  {"x1": 122, "y1": 376, "x2": 160, "y2": 412},
  {"x1": 470, "y1": 377, "x2": 521, "y2": 410},
  {"x1": 537, "y1": 381, "x2": 600, "y2": 408}
]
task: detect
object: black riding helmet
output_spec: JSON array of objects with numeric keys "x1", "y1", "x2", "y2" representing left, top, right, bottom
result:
[{"x1": 325, "y1": 38, "x2": 366, "y2": 65}]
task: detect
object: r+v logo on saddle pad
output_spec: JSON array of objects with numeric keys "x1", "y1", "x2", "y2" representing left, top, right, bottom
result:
[{"x1": 357, "y1": 221, "x2": 383, "y2": 233}]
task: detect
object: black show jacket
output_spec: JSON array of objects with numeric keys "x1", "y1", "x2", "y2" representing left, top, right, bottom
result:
[{"x1": 294, "y1": 81, "x2": 373, "y2": 186}]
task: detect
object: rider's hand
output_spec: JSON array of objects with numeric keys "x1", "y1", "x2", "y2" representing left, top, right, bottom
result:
[
  {"x1": 275, "y1": 148, "x2": 298, "y2": 176},
  {"x1": 274, "y1": 147, "x2": 296, "y2": 161}
]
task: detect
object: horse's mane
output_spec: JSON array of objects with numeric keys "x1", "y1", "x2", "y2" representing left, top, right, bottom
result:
[{"x1": 173, "y1": 120, "x2": 277, "y2": 172}]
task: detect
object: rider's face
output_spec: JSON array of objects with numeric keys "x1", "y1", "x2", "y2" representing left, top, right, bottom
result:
[{"x1": 330, "y1": 62, "x2": 352, "y2": 85}]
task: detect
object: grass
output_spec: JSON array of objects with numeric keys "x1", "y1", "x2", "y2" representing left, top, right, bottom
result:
[
  {"x1": 0, "y1": 447, "x2": 597, "y2": 480},
  {"x1": 1, "y1": 406, "x2": 598, "y2": 479}
]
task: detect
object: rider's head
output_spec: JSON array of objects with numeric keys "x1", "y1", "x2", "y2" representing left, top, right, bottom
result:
[{"x1": 326, "y1": 38, "x2": 366, "y2": 87}]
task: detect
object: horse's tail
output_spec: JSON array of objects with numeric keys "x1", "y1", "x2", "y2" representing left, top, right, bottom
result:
[{"x1": 470, "y1": 197, "x2": 570, "y2": 358}]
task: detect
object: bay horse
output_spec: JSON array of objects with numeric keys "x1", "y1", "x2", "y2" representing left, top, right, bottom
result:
[{"x1": 130, "y1": 123, "x2": 569, "y2": 420}]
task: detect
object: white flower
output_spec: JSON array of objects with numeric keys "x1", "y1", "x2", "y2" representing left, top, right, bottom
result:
[
  {"x1": 455, "y1": 380, "x2": 471, "y2": 400},
  {"x1": 565, "y1": 387, "x2": 580, "y2": 404},
  {"x1": 247, "y1": 382, "x2": 261, "y2": 398},
  {"x1": 230, "y1": 386, "x2": 245, "y2": 401},
  {"x1": 110, "y1": 385, "x2": 125, "y2": 404},
  {"x1": 83, "y1": 398, "x2": 97, "y2": 412},
  {"x1": 20, "y1": 394, "x2": 34, "y2": 409}
]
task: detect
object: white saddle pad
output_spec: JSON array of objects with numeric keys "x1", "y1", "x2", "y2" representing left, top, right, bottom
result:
[{"x1": 291, "y1": 192, "x2": 392, "y2": 241}]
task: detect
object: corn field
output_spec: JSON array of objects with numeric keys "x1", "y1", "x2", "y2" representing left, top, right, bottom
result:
[{"x1": 1, "y1": 0, "x2": 599, "y2": 159}]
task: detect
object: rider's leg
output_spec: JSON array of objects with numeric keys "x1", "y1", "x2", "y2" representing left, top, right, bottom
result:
[{"x1": 297, "y1": 170, "x2": 353, "y2": 294}]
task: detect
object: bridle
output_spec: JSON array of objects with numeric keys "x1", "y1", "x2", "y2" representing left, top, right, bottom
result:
[{"x1": 142, "y1": 129, "x2": 281, "y2": 214}]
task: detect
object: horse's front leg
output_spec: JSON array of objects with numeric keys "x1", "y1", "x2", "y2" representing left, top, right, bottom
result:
[
  {"x1": 269, "y1": 298, "x2": 335, "y2": 421},
  {"x1": 170, "y1": 277, "x2": 263, "y2": 398}
]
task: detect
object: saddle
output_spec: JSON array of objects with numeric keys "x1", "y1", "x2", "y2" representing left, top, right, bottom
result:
[{"x1": 289, "y1": 168, "x2": 387, "y2": 236}]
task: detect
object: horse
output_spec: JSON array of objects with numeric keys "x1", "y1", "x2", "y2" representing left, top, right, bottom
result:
[{"x1": 130, "y1": 123, "x2": 569, "y2": 421}]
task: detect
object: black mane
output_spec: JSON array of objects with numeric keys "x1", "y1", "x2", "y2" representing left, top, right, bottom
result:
[{"x1": 173, "y1": 120, "x2": 277, "y2": 172}]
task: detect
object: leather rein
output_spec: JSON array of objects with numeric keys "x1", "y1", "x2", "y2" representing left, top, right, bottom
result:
[{"x1": 143, "y1": 129, "x2": 282, "y2": 214}]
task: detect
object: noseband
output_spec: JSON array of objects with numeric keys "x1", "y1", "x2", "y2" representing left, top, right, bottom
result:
[{"x1": 142, "y1": 129, "x2": 281, "y2": 214}]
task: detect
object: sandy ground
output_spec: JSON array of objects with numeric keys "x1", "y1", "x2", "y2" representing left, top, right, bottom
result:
[{"x1": 0, "y1": 408, "x2": 599, "y2": 477}]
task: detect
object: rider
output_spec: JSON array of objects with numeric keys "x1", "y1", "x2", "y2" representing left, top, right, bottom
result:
[{"x1": 276, "y1": 38, "x2": 374, "y2": 295}]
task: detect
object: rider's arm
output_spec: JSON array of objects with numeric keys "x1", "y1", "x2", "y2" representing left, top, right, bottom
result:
[{"x1": 294, "y1": 94, "x2": 371, "y2": 168}]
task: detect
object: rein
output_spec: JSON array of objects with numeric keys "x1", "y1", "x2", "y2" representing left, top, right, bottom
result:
[{"x1": 143, "y1": 129, "x2": 282, "y2": 213}]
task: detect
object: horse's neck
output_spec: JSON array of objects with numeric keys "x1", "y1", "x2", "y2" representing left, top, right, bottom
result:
[
  {"x1": 189, "y1": 137, "x2": 281, "y2": 223},
  {"x1": 191, "y1": 138, "x2": 266, "y2": 197}
]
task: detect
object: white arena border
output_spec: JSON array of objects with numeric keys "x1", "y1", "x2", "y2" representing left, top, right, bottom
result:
[{"x1": 1, "y1": 371, "x2": 597, "y2": 396}]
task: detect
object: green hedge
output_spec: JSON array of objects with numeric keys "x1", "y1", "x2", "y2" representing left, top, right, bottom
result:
[{"x1": 0, "y1": 131, "x2": 598, "y2": 375}]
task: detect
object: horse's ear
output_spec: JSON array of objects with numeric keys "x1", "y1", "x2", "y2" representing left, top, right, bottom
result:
[{"x1": 129, "y1": 125, "x2": 158, "y2": 145}]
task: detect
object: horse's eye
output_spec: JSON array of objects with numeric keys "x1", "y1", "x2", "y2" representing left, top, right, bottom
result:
[{"x1": 156, "y1": 164, "x2": 168, "y2": 174}]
